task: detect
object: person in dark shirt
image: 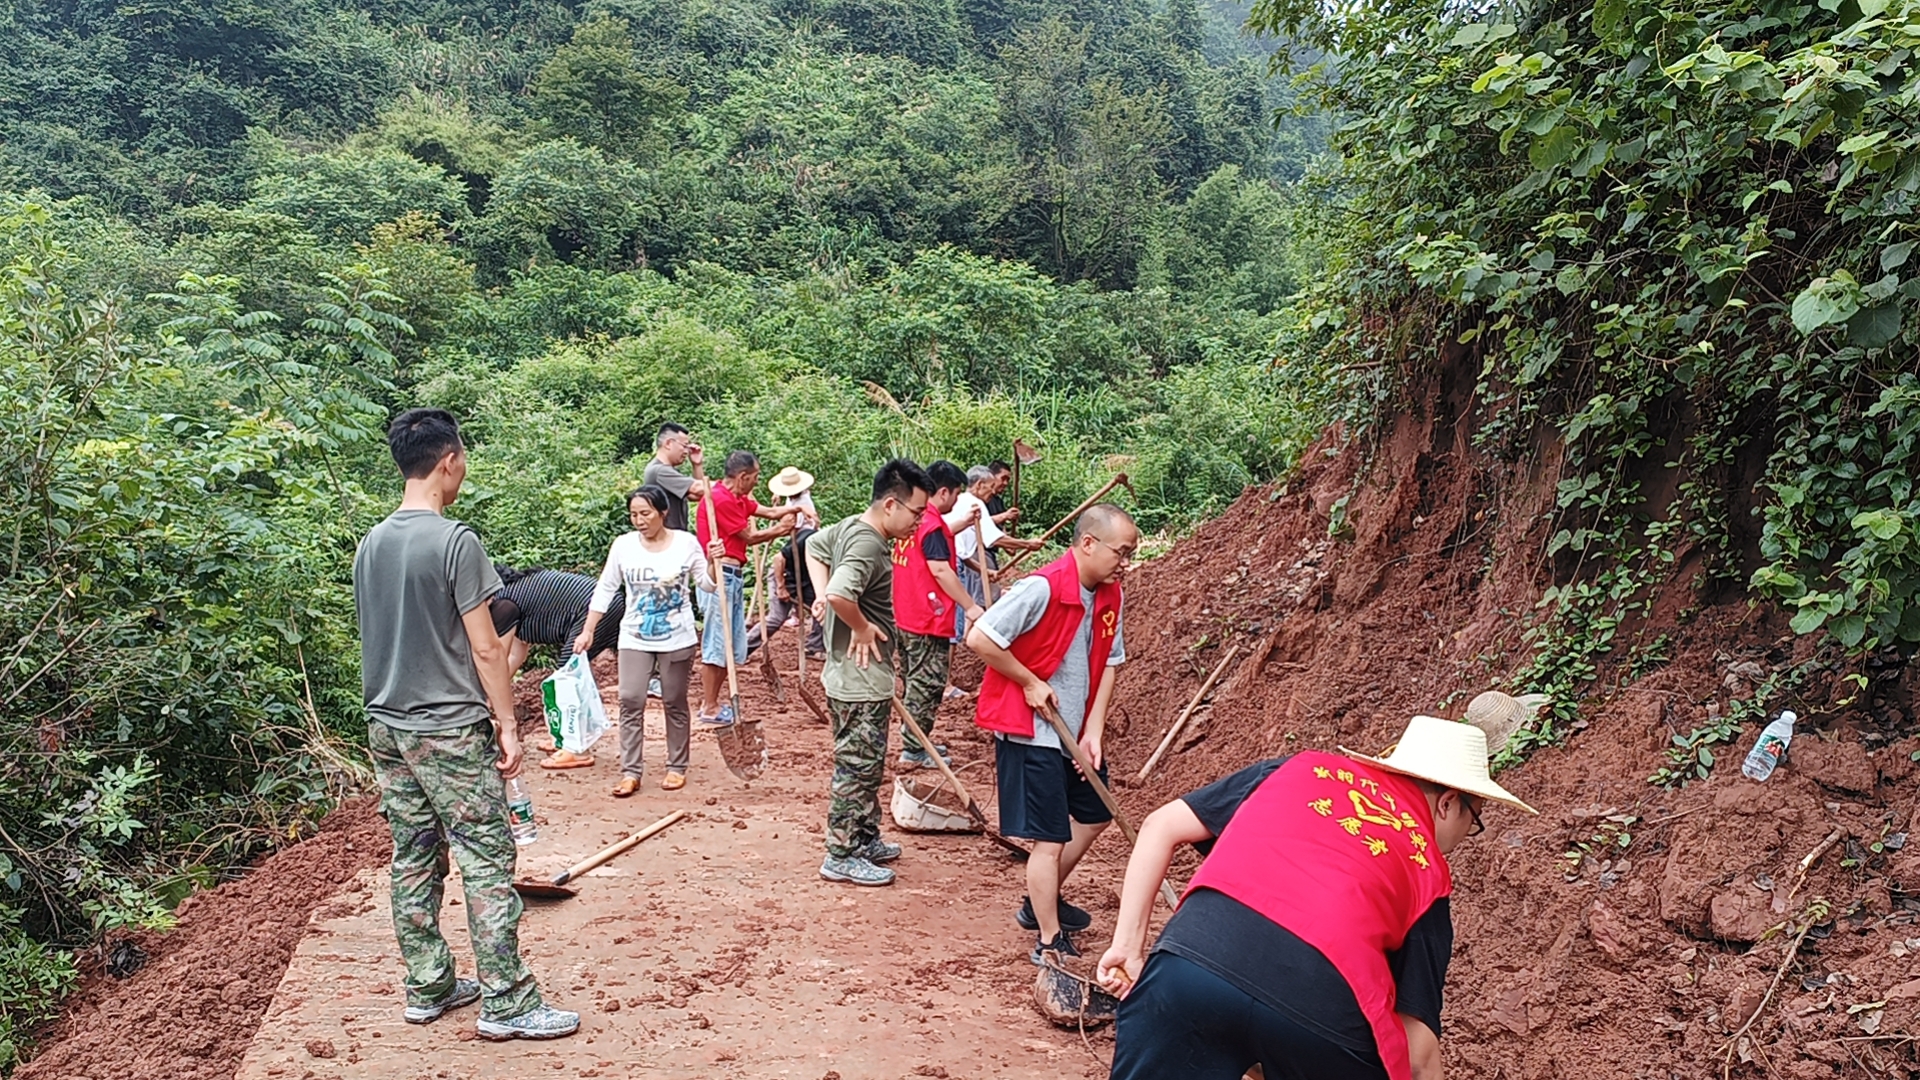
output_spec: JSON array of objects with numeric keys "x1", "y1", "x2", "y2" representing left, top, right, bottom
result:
[
  {"x1": 745, "y1": 526, "x2": 825, "y2": 658},
  {"x1": 490, "y1": 566, "x2": 622, "y2": 676},
  {"x1": 1096, "y1": 694, "x2": 1544, "y2": 1080}
]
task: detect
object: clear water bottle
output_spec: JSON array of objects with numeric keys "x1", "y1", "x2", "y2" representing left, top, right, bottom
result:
[
  {"x1": 506, "y1": 777, "x2": 538, "y2": 844},
  {"x1": 1741, "y1": 710, "x2": 1797, "y2": 781}
]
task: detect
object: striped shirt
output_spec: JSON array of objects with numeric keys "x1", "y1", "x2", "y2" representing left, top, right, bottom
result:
[{"x1": 499, "y1": 570, "x2": 623, "y2": 662}]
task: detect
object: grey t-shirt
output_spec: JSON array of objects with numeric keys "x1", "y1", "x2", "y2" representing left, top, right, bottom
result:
[
  {"x1": 975, "y1": 574, "x2": 1125, "y2": 751},
  {"x1": 353, "y1": 509, "x2": 502, "y2": 733},
  {"x1": 643, "y1": 457, "x2": 697, "y2": 532}
]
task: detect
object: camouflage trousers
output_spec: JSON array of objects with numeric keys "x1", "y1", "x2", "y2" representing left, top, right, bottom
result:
[
  {"x1": 825, "y1": 697, "x2": 891, "y2": 858},
  {"x1": 368, "y1": 720, "x2": 543, "y2": 1021},
  {"x1": 895, "y1": 630, "x2": 951, "y2": 755}
]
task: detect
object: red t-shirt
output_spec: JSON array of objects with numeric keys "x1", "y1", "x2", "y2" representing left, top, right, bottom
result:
[{"x1": 695, "y1": 482, "x2": 758, "y2": 563}]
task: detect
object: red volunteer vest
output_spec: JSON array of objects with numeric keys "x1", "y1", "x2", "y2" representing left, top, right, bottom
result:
[
  {"x1": 1184, "y1": 751, "x2": 1452, "y2": 1080},
  {"x1": 973, "y1": 553, "x2": 1122, "y2": 737},
  {"x1": 891, "y1": 512, "x2": 957, "y2": 636}
]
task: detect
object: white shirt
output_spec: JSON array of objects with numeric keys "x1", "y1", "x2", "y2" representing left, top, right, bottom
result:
[
  {"x1": 945, "y1": 492, "x2": 1003, "y2": 561},
  {"x1": 589, "y1": 530, "x2": 712, "y2": 652}
]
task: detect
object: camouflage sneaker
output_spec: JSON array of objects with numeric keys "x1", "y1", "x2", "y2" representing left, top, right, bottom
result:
[
  {"x1": 819, "y1": 854, "x2": 895, "y2": 886},
  {"x1": 477, "y1": 1004, "x2": 581, "y2": 1041},
  {"x1": 857, "y1": 837, "x2": 902, "y2": 864},
  {"x1": 404, "y1": 978, "x2": 481, "y2": 1024}
]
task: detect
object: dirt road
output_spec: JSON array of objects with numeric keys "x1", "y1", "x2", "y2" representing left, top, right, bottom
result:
[{"x1": 233, "y1": 664, "x2": 1118, "y2": 1080}]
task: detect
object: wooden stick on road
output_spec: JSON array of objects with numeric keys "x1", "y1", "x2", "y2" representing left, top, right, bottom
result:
[
  {"x1": 1136, "y1": 644, "x2": 1239, "y2": 782},
  {"x1": 1037, "y1": 702, "x2": 1181, "y2": 910},
  {"x1": 994, "y1": 473, "x2": 1132, "y2": 580}
]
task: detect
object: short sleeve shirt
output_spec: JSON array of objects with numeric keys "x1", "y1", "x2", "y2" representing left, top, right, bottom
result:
[
  {"x1": 643, "y1": 457, "x2": 696, "y2": 532},
  {"x1": 353, "y1": 510, "x2": 501, "y2": 733},
  {"x1": 812, "y1": 515, "x2": 897, "y2": 702},
  {"x1": 695, "y1": 482, "x2": 758, "y2": 563},
  {"x1": 947, "y1": 492, "x2": 1003, "y2": 561},
  {"x1": 973, "y1": 574, "x2": 1125, "y2": 752}
]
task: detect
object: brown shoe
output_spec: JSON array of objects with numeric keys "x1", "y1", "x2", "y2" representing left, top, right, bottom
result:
[
  {"x1": 612, "y1": 776, "x2": 640, "y2": 798},
  {"x1": 661, "y1": 771, "x2": 686, "y2": 791},
  {"x1": 540, "y1": 748, "x2": 596, "y2": 770}
]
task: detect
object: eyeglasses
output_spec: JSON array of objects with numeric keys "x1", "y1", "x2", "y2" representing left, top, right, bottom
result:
[
  {"x1": 1088, "y1": 536, "x2": 1136, "y2": 563},
  {"x1": 1465, "y1": 796, "x2": 1485, "y2": 837}
]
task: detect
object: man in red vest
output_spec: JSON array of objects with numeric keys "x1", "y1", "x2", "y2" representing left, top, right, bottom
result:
[
  {"x1": 967, "y1": 503, "x2": 1135, "y2": 963},
  {"x1": 892, "y1": 460, "x2": 985, "y2": 770},
  {"x1": 1094, "y1": 695, "x2": 1542, "y2": 1080}
]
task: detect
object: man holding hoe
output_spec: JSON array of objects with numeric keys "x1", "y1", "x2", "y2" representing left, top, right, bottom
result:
[
  {"x1": 949, "y1": 465, "x2": 1042, "y2": 638},
  {"x1": 694, "y1": 450, "x2": 802, "y2": 725},
  {"x1": 807, "y1": 459, "x2": 935, "y2": 887},
  {"x1": 967, "y1": 503, "x2": 1136, "y2": 962},
  {"x1": 1094, "y1": 693, "x2": 1542, "y2": 1080},
  {"x1": 352, "y1": 408, "x2": 577, "y2": 1040},
  {"x1": 891, "y1": 459, "x2": 985, "y2": 770}
]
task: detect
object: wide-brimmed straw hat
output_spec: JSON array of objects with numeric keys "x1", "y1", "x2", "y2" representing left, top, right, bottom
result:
[
  {"x1": 1340, "y1": 713, "x2": 1539, "y2": 815},
  {"x1": 1462, "y1": 691, "x2": 1549, "y2": 755},
  {"x1": 768, "y1": 466, "x2": 814, "y2": 497}
]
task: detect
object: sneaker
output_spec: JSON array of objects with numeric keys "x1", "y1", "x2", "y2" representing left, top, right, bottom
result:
[
  {"x1": 476, "y1": 1004, "x2": 580, "y2": 1041},
  {"x1": 819, "y1": 855, "x2": 895, "y2": 886},
  {"x1": 1030, "y1": 931, "x2": 1081, "y2": 966},
  {"x1": 898, "y1": 744, "x2": 952, "y2": 769},
  {"x1": 1015, "y1": 895, "x2": 1093, "y2": 933},
  {"x1": 857, "y1": 837, "x2": 902, "y2": 864},
  {"x1": 404, "y1": 978, "x2": 480, "y2": 1024},
  {"x1": 647, "y1": 676, "x2": 662, "y2": 699}
]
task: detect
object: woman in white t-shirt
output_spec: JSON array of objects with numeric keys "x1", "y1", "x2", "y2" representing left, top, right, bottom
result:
[{"x1": 576, "y1": 484, "x2": 722, "y2": 796}]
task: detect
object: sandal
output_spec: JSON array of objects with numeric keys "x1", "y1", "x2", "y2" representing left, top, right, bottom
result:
[
  {"x1": 539, "y1": 748, "x2": 596, "y2": 770},
  {"x1": 612, "y1": 776, "x2": 641, "y2": 798},
  {"x1": 661, "y1": 772, "x2": 686, "y2": 791}
]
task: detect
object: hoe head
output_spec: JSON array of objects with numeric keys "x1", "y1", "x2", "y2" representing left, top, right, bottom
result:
[{"x1": 1013, "y1": 438, "x2": 1043, "y2": 465}]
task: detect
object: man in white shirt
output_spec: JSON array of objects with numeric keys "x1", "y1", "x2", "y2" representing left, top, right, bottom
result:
[{"x1": 944, "y1": 465, "x2": 1043, "y2": 640}]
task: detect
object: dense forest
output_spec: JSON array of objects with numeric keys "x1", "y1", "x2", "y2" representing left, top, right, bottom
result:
[{"x1": 6, "y1": 0, "x2": 1918, "y2": 1065}]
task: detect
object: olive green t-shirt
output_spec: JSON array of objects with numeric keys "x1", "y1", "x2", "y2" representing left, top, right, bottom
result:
[
  {"x1": 812, "y1": 514, "x2": 897, "y2": 703},
  {"x1": 353, "y1": 509, "x2": 502, "y2": 732}
]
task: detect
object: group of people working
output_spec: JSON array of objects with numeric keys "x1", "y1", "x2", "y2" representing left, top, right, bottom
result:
[{"x1": 352, "y1": 407, "x2": 1542, "y2": 1080}]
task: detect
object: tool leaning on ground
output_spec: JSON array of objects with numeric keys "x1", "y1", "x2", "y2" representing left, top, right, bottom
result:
[
  {"x1": 752, "y1": 542, "x2": 786, "y2": 701},
  {"x1": 1037, "y1": 701, "x2": 1181, "y2": 911},
  {"x1": 993, "y1": 472, "x2": 1135, "y2": 580},
  {"x1": 887, "y1": 694, "x2": 1029, "y2": 858},
  {"x1": 513, "y1": 810, "x2": 687, "y2": 899},
  {"x1": 702, "y1": 492, "x2": 768, "y2": 780}
]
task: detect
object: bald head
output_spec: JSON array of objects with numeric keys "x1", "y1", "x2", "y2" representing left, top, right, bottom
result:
[{"x1": 1074, "y1": 503, "x2": 1136, "y2": 543}]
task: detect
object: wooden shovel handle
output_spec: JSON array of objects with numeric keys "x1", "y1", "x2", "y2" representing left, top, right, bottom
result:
[
  {"x1": 553, "y1": 810, "x2": 687, "y2": 885},
  {"x1": 702, "y1": 493, "x2": 740, "y2": 699},
  {"x1": 889, "y1": 695, "x2": 990, "y2": 829},
  {"x1": 1037, "y1": 702, "x2": 1180, "y2": 911}
]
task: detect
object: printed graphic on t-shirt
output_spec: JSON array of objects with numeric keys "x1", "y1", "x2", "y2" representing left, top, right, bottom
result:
[{"x1": 626, "y1": 566, "x2": 692, "y2": 644}]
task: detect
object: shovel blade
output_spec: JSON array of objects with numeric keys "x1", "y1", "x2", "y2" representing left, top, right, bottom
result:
[
  {"x1": 512, "y1": 880, "x2": 578, "y2": 900},
  {"x1": 714, "y1": 710, "x2": 768, "y2": 780}
]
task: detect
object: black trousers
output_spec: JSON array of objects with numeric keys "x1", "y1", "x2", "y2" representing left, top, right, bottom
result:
[{"x1": 1110, "y1": 952, "x2": 1390, "y2": 1080}]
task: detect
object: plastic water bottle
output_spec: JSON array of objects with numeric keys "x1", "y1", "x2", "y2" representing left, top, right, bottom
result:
[
  {"x1": 506, "y1": 777, "x2": 538, "y2": 844},
  {"x1": 1741, "y1": 711, "x2": 1797, "y2": 781}
]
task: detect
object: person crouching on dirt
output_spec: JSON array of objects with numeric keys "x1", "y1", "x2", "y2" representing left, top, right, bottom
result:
[
  {"x1": 490, "y1": 565, "x2": 622, "y2": 680},
  {"x1": 892, "y1": 459, "x2": 986, "y2": 771},
  {"x1": 1094, "y1": 696, "x2": 1542, "y2": 1080},
  {"x1": 806, "y1": 459, "x2": 935, "y2": 886},
  {"x1": 694, "y1": 450, "x2": 801, "y2": 726},
  {"x1": 573, "y1": 485, "x2": 724, "y2": 797},
  {"x1": 966, "y1": 503, "x2": 1135, "y2": 963},
  {"x1": 352, "y1": 408, "x2": 577, "y2": 1040}
]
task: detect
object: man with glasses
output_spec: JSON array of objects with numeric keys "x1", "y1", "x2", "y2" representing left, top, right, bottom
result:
[
  {"x1": 642, "y1": 423, "x2": 707, "y2": 532},
  {"x1": 966, "y1": 503, "x2": 1136, "y2": 962},
  {"x1": 806, "y1": 459, "x2": 935, "y2": 887},
  {"x1": 1092, "y1": 694, "x2": 1543, "y2": 1080}
]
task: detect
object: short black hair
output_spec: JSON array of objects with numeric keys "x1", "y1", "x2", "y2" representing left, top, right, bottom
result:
[
  {"x1": 388, "y1": 408, "x2": 463, "y2": 479},
  {"x1": 627, "y1": 484, "x2": 670, "y2": 514},
  {"x1": 493, "y1": 563, "x2": 538, "y2": 586},
  {"x1": 724, "y1": 450, "x2": 759, "y2": 478},
  {"x1": 988, "y1": 460, "x2": 1012, "y2": 474},
  {"x1": 657, "y1": 422, "x2": 689, "y2": 446},
  {"x1": 927, "y1": 459, "x2": 967, "y2": 492},
  {"x1": 872, "y1": 458, "x2": 933, "y2": 504}
]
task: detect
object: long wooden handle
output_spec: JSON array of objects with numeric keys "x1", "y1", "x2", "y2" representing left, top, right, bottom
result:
[
  {"x1": 1038, "y1": 703, "x2": 1180, "y2": 910},
  {"x1": 974, "y1": 522, "x2": 995, "y2": 605},
  {"x1": 1137, "y1": 645, "x2": 1239, "y2": 782},
  {"x1": 553, "y1": 810, "x2": 687, "y2": 885},
  {"x1": 702, "y1": 493, "x2": 740, "y2": 698},
  {"x1": 995, "y1": 473, "x2": 1128, "y2": 579},
  {"x1": 889, "y1": 695, "x2": 989, "y2": 828}
]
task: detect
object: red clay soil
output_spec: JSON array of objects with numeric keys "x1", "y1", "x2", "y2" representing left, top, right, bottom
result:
[{"x1": 24, "y1": 358, "x2": 1920, "y2": 1078}]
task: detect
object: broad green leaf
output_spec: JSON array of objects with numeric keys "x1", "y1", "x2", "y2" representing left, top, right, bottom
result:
[
  {"x1": 1846, "y1": 303, "x2": 1902, "y2": 348},
  {"x1": 1529, "y1": 126, "x2": 1580, "y2": 171},
  {"x1": 1853, "y1": 508, "x2": 1904, "y2": 540},
  {"x1": 1836, "y1": 131, "x2": 1890, "y2": 154},
  {"x1": 1790, "y1": 606, "x2": 1829, "y2": 634},
  {"x1": 1883, "y1": 240, "x2": 1915, "y2": 271}
]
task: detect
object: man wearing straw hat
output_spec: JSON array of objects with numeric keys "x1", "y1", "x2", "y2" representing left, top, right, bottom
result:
[
  {"x1": 1094, "y1": 692, "x2": 1544, "y2": 1080},
  {"x1": 748, "y1": 465, "x2": 826, "y2": 659}
]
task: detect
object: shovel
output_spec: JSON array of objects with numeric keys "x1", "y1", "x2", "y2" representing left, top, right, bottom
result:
[
  {"x1": 888, "y1": 694, "x2": 1029, "y2": 858},
  {"x1": 513, "y1": 810, "x2": 687, "y2": 899},
  {"x1": 702, "y1": 493, "x2": 768, "y2": 780},
  {"x1": 1037, "y1": 702, "x2": 1180, "y2": 910},
  {"x1": 753, "y1": 543, "x2": 786, "y2": 702}
]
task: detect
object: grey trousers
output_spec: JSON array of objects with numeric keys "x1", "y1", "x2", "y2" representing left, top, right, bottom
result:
[
  {"x1": 748, "y1": 594, "x2": 825, "y2": 654},
  {"x1": 617, "y1": 645, "x2": 694, "y2": 777}
]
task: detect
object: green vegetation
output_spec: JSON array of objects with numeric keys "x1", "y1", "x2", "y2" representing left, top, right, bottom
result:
[{"x1": 0, "y1": 0, "x2": 1331, "y2": 1059}]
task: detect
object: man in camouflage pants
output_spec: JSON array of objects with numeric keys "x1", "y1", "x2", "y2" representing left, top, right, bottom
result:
[
  {"x1": 890, "y1": 460, "x2": 984, "y2": 770},
  {"x1": 806, "y1": 459, "x2": 934, "y2": 886},
  {"x1": 353, "y1": 408, "x2": 577, "y2": 1040}
]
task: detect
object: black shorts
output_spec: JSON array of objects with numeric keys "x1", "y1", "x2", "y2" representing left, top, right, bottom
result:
[{"x1": 995, "y1": 736, "x2": 1112, "y2": 843}]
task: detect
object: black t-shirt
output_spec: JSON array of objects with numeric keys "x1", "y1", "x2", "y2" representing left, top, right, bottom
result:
[
  {"x1": 1153, "y1": 757, "x2": 1452, "y2": 1051},
  {"x1": 921, "y1": 528, "x2": 951, "y2": 564},
  {"x1": 780, "y1": 529, "x2": 817, "y2": 604},
  {"x1": 985, "y1": 493, "x2": 1007, "y2": 517}
]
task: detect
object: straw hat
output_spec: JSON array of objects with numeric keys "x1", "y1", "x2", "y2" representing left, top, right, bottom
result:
[
  {"x1": 768, "y1": 466, "x2": 814, "y2": 498},
  {"x1": 1340, "y1": 715, "x2": 1539, "y2": 814},
  {"x1": 1462, "y1": 691, "x2": 1549, "y2": 755}
]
